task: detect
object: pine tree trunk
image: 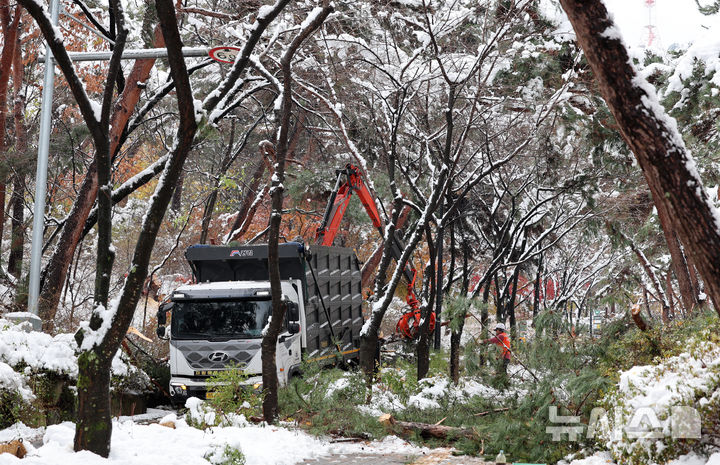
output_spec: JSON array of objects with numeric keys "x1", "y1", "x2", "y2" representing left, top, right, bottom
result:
[
  {"x1": 561, "y1": 0, "x2": 720, "y2": 318},
  {"x1": 0, "y1": 2, "x2": 20, "y2": 271},
  {"x1": 8, "y1": 31, "x2": 26, "y2": 283},
  {"x1": 0, "y1": 181, "x2": 5, "y2": 262}
]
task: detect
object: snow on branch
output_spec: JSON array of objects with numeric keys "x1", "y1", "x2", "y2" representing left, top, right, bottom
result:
[{"x1": 203, "y1": 0, "x2": 292, "y2": 113}]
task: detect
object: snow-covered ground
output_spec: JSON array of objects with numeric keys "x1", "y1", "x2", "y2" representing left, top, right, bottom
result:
[
  {"x1": 0, "y1": 410, "x2": 430, "y2": 465},
  {"x1": 563, "y1": 451, "x2": 720, "y2": 465}
]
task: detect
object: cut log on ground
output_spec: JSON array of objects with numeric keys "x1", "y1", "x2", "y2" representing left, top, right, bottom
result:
[
  {"x1": 0, "y1": 439, "x2": 26, "y2": 458},
  {"x1": 378, "y1": 413, "x2": 477, "y2": 440}
]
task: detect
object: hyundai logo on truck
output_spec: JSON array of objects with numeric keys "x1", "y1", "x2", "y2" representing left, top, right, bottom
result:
[{"x1": 208, "y1": 352, "x2": 230, "y2": 363}]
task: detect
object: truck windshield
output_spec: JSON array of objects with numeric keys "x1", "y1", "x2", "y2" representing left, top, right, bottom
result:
[{"x1": 171, "y1": 299, "x2": 271, "y2": 340}]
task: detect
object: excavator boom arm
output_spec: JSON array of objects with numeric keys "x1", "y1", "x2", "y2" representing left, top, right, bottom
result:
[
  {"x1": 315, "y1": 164, "x2": 383, "y2": 246},
  {"x1": 315, "y1": 164, "x2": 430, "y2": 339}
]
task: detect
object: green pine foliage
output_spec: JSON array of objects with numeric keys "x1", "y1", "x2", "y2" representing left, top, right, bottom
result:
[
  {"x1": 206, "y1": 364, "x2": 263, "y2": 421},
  {"x1": 274, "y1": 310, "x2": 719, "y2": 464}
]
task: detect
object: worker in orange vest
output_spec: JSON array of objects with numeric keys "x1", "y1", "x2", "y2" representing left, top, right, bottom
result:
[{"x1": 482, "y1": 323, "x2": 511, "y2": 375}]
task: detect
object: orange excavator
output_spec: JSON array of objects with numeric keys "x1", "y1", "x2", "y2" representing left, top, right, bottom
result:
[{"x1": 314, "y1": 163, "x2": 435, "y2": 339}]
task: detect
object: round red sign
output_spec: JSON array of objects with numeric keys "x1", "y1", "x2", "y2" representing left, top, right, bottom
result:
[{"x1": 209, "y1": 46, "x2": 242, "y2": 64}]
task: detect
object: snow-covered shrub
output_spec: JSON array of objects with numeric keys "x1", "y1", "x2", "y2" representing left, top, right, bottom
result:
[
  {"x1": 204, "y1": 444, "x2": 246, "y2": 465},
  {"x1": 185, "y1": 394, "x2": 253, "y2": 429},
  {"x1": 594, "y1": 329, "x2": 720, "y2": 465},
  {"x1": 0, "y1": 317, "x2": 153, "y2": 425}
]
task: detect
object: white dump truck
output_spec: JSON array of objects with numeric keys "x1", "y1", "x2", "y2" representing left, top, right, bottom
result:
[{"x1": 156, "y1": 242, "x2": 364, "y2": 402}]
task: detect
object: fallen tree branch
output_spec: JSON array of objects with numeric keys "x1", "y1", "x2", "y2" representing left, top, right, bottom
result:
[
  {"x1": 474, "y1": 407, "x2": 510, "y2": 417},
  {"x1": 378, "y1": 413, "x2": 477, "y2": 440}
]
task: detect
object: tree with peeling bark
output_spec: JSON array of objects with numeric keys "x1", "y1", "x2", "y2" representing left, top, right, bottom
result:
[
  {"x1": 0, "y1": 0, "x2": 21, "y2": 277},
  {"x1": 560, "y1": 0, "x2": 720, "y2": 319}
]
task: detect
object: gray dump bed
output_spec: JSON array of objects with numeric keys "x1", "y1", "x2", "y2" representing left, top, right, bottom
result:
[{"x1": 185, "y1": 242, "x2": 364, "y2": 361}]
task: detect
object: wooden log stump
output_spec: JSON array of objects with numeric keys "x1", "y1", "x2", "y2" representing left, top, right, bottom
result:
[
  {"x1": 631, "y1": 303, "x2": 649, "y2": 331},
  {"x1": 378, "y1": 413, "x2": 477, "y2": 440}
]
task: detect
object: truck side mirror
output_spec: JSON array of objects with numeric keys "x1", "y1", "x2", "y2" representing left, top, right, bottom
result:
[
  {"x1": 157, "y1": 301, "x2": 173, "y2": 325},
  {"x1": 286, "y1": 301, "x2": 299, "y2": 321},
  {"x1": 156, "y1": 325, "x2": 168, "y2": 339},
  {"x1": 288, "y1": 322, "x2": 300, "y2": 335}
]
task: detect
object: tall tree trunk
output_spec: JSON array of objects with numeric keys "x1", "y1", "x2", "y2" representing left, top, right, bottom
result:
[
  {"x1": 561, "y1": 0, "x2": 720, "y2": 318},
  {"x1": 0, "y1": 181, "x2": 5, "y2": 262},
  {"x1": 0, "y1": 1, "x2": 20, "y2": 268},
  {"x1": 417, "y1": 225, "x2": 436, "y2": 381},
  {"x1": 8, "y1": 26, "x2": 26, "y2": 283},
  {"x1": 8, "y1": 176, "x2": 24, "y2": 280},
  {"x1": 433, "y1": 199, "x2": 445, "y2": 350},
  {"x1": 261, "y1": 5, "x2": 333, "y2": 423},
  {"x1": 450, "y1": 232, "x2": 469, "y2": 384},
  {"x1": 656, "y1": 203, "x2": 698, "y2": 313},
  {"x1": 262, "y1": 140, "x2": 285, "y2": 423},
  {"x1": 73, "y1": 0, "x2": 196, "y2": 454}
]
